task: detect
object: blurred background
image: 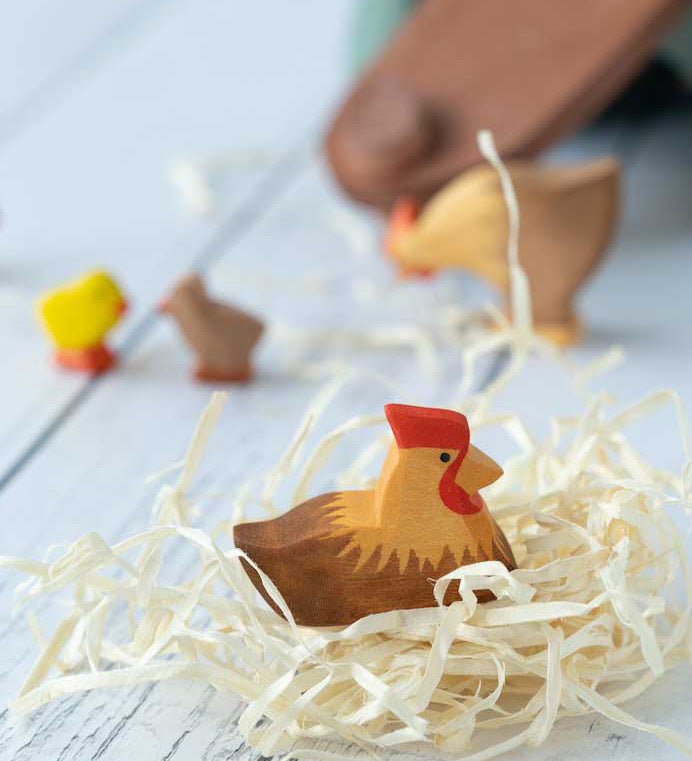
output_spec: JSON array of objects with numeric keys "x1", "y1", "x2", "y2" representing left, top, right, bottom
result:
[{"x1": 1, "y1": 0, "x2": 691, "y2": 468}]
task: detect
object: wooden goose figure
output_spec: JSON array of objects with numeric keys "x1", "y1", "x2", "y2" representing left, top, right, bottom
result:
[{"x1": 387, "y1": 157, "x2": 620, "y2": 346}]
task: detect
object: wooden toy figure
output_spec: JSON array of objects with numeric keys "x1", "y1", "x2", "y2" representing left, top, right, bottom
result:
[
  {"x1": 160, "y1": 273, "x2": 264, "y2": 383},
  {"x1": 386, "y1": 157, "x2": 620, "y2": 346},
  {"x1": 234, "y1": 403, "x2": 515, "y2": 627},
  {"x1": 326, "y1": 0, "x2": 685, "y2": 210},
  {"x1": 37, "y1": 271, "x2": 128, "y2": 374}
]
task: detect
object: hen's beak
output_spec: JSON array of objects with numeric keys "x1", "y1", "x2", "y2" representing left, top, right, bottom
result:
[{"x1": 455, "y1": 444, "x2": 503, "y2": 493}]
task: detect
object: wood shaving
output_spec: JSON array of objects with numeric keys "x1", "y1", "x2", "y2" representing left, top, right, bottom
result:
[
  {"x1": 168, "y1": 147, "x2": 282, "y2": 215},
  {"x1": 3, "y1": 133, "x2": 692, "y2": 760}
]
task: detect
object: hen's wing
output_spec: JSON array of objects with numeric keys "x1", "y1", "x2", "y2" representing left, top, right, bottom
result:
[{"x1": 233, "y1": 492, "x2": 344, "y2": 552}]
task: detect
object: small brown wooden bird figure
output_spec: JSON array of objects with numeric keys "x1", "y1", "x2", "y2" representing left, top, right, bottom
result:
[
  {"x1": 160, "y1": 274, "x2": 264, "y2": 383},
  {"x1": 234, "y1": 403, "x2": 515, "y2": 627},
  {"x1": 386, "y1": 157, "x2": 620, "y2": 347}
]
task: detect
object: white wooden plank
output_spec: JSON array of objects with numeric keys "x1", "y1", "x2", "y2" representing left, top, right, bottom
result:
[
  {"x1": 0, "y1": 0, "x2": 169, "y2": 142},
  {"x1": 577, "y1": 106, "x2": 692, "y2": 408},
  {"x1": 0, "y1": 0, "x2": 352, "y2": 476}
]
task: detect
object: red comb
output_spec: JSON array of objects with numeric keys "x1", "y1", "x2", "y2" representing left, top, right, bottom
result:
[{"x1": 384, "y1": 404, "x2": 470, "y2": 451}]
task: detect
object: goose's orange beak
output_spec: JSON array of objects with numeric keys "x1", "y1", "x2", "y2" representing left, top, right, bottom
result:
[
  {"x1": 117, "y1": 299, "x2": 129, "y2": 316},
  {"x1": 385, "y1": 197, "x2": 435, "y2": 279},
  {"x1": 455, "y1": 444, "x2": 503, "y2": 493}
]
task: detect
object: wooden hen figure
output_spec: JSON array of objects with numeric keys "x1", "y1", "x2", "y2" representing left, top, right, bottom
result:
[
  {"x1": 160, "y1": 274, "x2": 264, "y2": 383},
  {"x1": 234, "y1": 404, "x2": 515, "y2": 627}
]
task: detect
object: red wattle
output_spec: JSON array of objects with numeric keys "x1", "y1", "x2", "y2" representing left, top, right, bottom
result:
[{"x1": 439, "y1": 451, "x2": 484, "y2": 515}]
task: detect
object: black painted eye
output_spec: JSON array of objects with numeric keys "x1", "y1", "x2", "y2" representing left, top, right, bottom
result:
[{"x1": 440, "y1": 452, "x2": 451, "y2": 463}]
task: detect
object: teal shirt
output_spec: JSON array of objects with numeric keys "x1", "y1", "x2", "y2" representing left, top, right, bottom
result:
[{"x1": 349, "y1": 0, "x2": 416, "y2": 74}]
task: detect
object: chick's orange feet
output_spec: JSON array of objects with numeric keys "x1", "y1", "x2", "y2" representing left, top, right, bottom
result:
[{"x1": 54, "y1": 344, "x2": 117, "y2": 375}]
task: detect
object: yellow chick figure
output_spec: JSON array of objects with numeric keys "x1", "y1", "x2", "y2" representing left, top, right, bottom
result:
[{"x1": 37, "y1": 271, "x2": 128, "y2": 374}]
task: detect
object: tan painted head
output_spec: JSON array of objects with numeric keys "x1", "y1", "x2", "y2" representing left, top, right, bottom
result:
[{"x1": 330, "y1": 404, "x2": 503, "y2": 571}]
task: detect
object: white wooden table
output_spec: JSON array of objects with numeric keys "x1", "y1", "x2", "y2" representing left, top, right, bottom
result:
[{"x1": 1, "y1": 3, "x2": 691, "y2": 759}]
